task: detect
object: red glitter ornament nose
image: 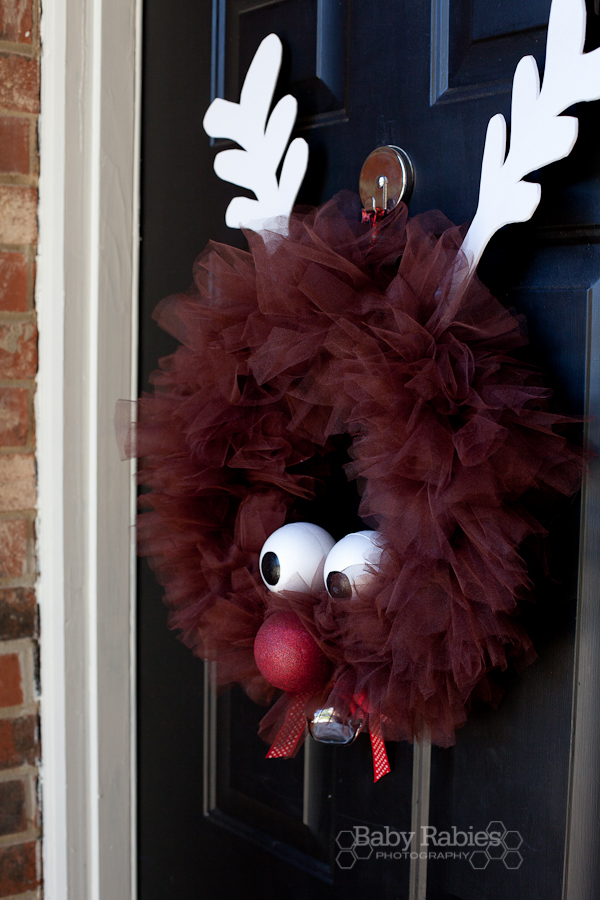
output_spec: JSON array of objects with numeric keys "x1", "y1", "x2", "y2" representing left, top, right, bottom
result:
[{"x1": 254, "y1": 611, "x2": 331, "y2": 694}]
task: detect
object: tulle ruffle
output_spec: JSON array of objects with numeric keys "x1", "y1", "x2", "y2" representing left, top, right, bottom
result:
[{"x1": 129, "y1": 191, "x2": 583, "y2": 747}]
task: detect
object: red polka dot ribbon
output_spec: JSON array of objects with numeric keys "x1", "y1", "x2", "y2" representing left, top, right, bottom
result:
[
  {"x1": 266, "y1": 694, "x2": 309, "y2": 759},
  {"x1": 354, "y1": 692, "x2": 391, "y2": 781},
  {"x1": 369, "y1": 721, "x2": 391, "y2": 782}
]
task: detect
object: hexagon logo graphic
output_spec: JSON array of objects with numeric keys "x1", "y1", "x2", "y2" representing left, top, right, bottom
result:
[
  {"x1": 469, "y1": 850, "x2": 490, "y2": 870},
  {"x1": 502, "y1": 831, "x2": 523, "y2": 851},
  {"x1": 503, "y1": 850, "x2": 524, "y2": 870},
  {"x1": 353, "y1": 843, "x2": 373, "y2": 860},
  {"x1": 486, "y1": 842, "x2": 507, "y2": 861},
  {"x1": 486, "y1": 821, "x2": 507, "y2": 842},
  {"x1": 336, "y1": 830, "x2": 356, "y2": 850},
  {"x1": 336, "y1": 849, "x2": 357, "y2": 870}
]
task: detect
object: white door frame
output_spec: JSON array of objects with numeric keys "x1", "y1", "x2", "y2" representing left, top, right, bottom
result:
[{"x1": 36, "y1": 0, "x2": 141, "y2": 896}]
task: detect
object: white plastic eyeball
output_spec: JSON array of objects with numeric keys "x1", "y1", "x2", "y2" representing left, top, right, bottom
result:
[
  {"x1": 259, "y1": 522, "x2": 335, "y2": 594},
  {"x1": 324, "y1": 530, "x2": 385, "y2": 599}
]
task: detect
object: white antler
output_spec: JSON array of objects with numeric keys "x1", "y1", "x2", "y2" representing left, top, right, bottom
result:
[
  {"x1": 462, "y1": 0, "x2": 600, "y2": 273},
  {"x1": 203, "y1": 33, "x2": 309, "y2": 229}
]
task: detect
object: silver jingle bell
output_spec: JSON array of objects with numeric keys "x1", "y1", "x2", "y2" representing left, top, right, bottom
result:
[{"x1": 308, "y1": 707, "x2": 364, "y2": 745}]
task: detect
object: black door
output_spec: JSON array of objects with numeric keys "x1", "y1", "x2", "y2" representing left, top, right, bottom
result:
[{"x1": 138, "y1": 1, "x2": 600, "y2": 898}]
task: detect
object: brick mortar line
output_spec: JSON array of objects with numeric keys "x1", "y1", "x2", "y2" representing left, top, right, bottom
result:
[
  {"x1": 31, "y1": 0, "x2": 41, "y2": 41},
  {"x1": 0, "y1": 42, "x2": 38, "y2": 59},
  {"x1": 0, "y1": 511, "x2": 37, "y2": 522},
  {"x1": 2, "y1": 890, "x2": 42, "y2": 900},
  {"x1": 0, "y1": 578, "x2": 36, "y2": 591},
  {"x1": 0, "y1": 379, "x2": 35, "y2": 389},
  {"x1": 0, "y1": 637, "x2": 36, "y2": 654},
  {"x1": 0, "y1": 893, "x2": 40, "y2": 900},
  {"x1": 0, "y1": 448, "x2": 35, "y2": 457},
  {"x1": 0, "y1": 440, "x2": 35, "y2": 455},
  {"x1": 0, "y1": 112, "x2": 37, "y2": 122},
  {"x1": 28, "y1": 118, "x2": 37, "y2": 181},
  {"x1": 0, "y1": 892, "x2": 40, "y2": 900},
  {"x1": 0, "y1": 827, "x2": 41, "y2": 849},
  {"x1": 0, "y1": 243, "x2": 37, "y2": 252},
  {"x1": 0, "y1": 176, "x2": 38, "y2": 188},
  {"x1": 0, "y1": 499, "x2": 36, "y2": 507},
  {"x1": 0, "y1": 701, "x2": 38, "y2": 722},
  {"x1": 0, "y1": 311, "x2": 37, "y2": 323},
  {"x1": 0, "y1": 766, "x2": 39, "y2": 783},
  {"x1": 24, "y1": 768, "x2": 37, "y2": 829},
  {"x1": 0, "y1": 432, "x2": 35, "y2": 449},
  {"x1": 0, "y1": 495, "x2": 36, "y2": 506}
]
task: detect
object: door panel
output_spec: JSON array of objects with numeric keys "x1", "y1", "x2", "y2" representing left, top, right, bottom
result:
[
  {"x1": 139, "y1": 1, "x2": 600, "y2": 897},
  {"x1": 432, "y1": 0, "x2": 552, "y2": 104},
  {"x1": 217, "y1": 0, "x2": 348, "y2": 125},
  {"x1": 471, "y1": 0, "x2": 552, "y2": 41}
]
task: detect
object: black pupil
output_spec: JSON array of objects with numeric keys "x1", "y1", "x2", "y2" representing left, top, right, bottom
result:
[
  {"x1": 327, "y1": 571, "x2": 352, "y2": 599},
  {"x1": 261, "y1": 552, "x2": 280, "y2": 586}
]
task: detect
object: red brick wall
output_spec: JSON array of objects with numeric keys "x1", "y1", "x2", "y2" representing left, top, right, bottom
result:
[{"x1": 0, "y1": 0, "x2": 42, "y2": 897}]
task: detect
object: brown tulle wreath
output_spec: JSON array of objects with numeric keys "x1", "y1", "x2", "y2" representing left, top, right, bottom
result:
[{"x1": 125, "y1": 190, "x2": 583, "y2": 778}]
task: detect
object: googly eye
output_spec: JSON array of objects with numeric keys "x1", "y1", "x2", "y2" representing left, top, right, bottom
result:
[
  {"x1": 259, "y1": 522, "x2": 335, "y2": 594},
  {"x1": 324, "y1": 530, "x2": 385, "y2": 599}
]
